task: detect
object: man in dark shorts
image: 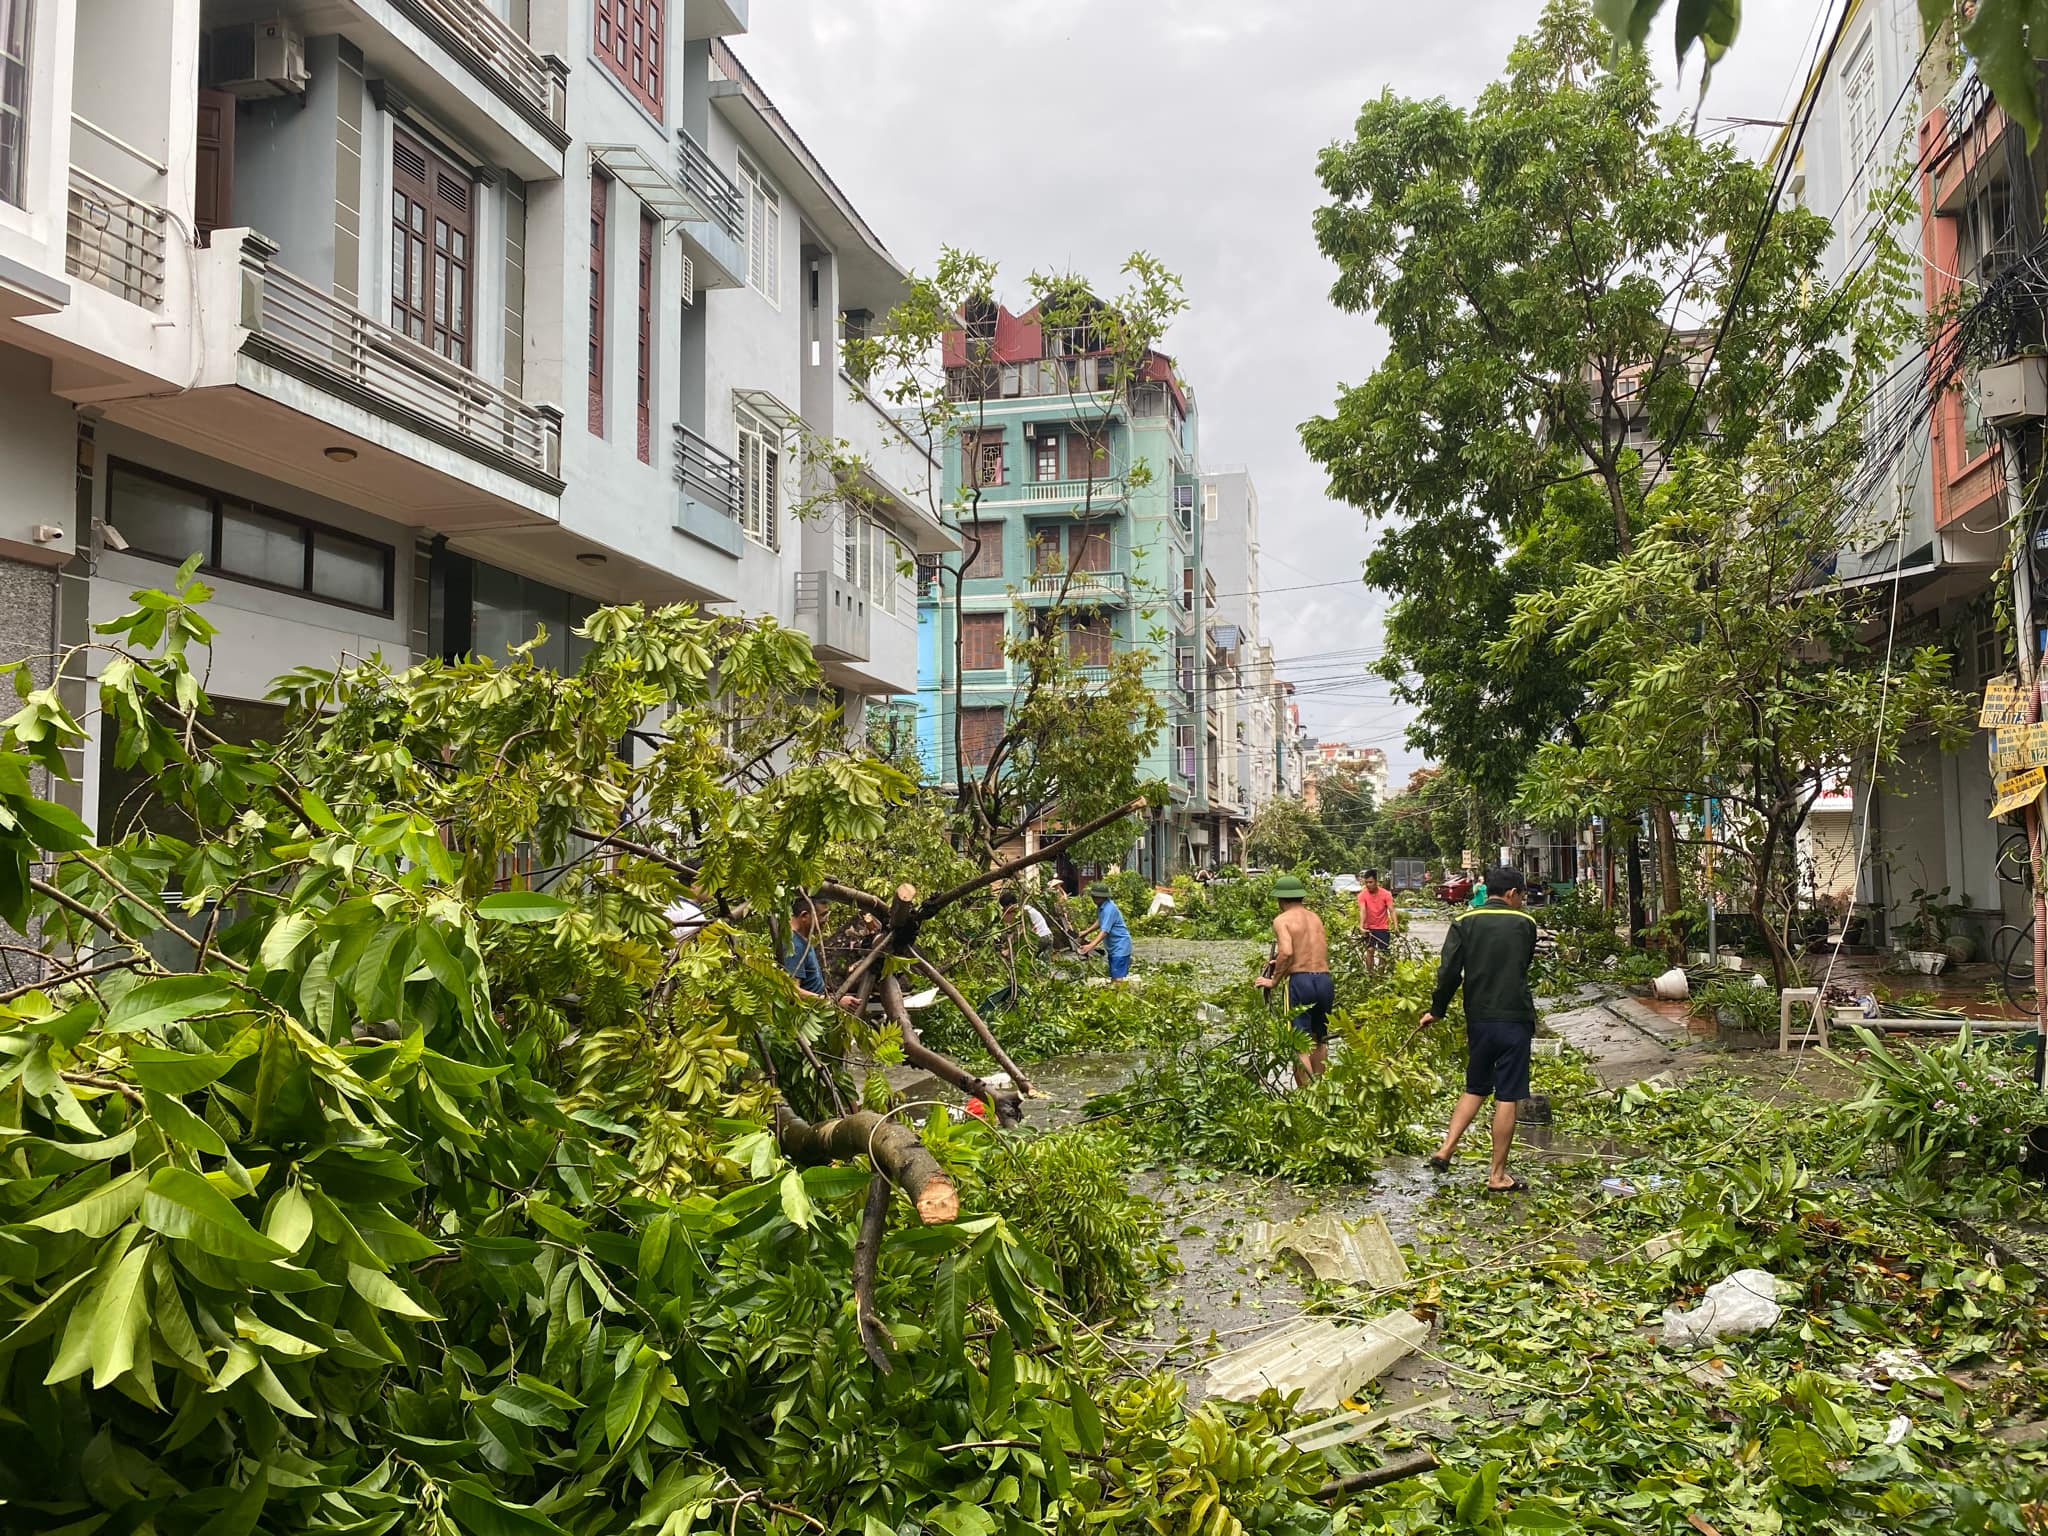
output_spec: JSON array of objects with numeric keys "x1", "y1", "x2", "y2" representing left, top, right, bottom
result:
[
  {"x1": 1417, "y1": 864, "x2": 1540, "y2": 1193},
  {"x1": 1356, "y1": 868, "x2": 1397, "y2": 971},
  {"x1": 1255, "y1": 874, "x2": 1333, "y2": 1085}
]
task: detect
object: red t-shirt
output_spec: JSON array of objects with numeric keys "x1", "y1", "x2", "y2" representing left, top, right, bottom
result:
[{"x1": 1358, "y1": 886, "x2": 1394, "y2": 930}]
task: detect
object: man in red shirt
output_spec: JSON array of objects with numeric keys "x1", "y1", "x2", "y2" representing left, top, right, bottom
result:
[{"x1": 1356, "y1": 869, "x2": 1398, "y2": 971}]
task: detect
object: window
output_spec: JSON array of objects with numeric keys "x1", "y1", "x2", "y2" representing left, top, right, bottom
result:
[
  {"x1": 391, "y1": 132, "x2": 473, "y2": 363},
  {"x1": 738, "y1": 154, "x2": 780, "y2": 303},
  {"x1": 1034, "y1": 432, "x2": 1060, "y2": 482},
  {"x1": 1067, "y1": 615, "x2": 1112, "y2": 667},
  {"x1": 0, "y1": 0, "x2": 30, "y2": 208},
  {"x1": 1203, "y1": 485, "x2": 1219, "y2": 522},
  {"x1": 960, "y1": 528, "x2": 1002, "y2": 580},
  {"x1": 839, "y1": 513, "x2": 904, "y2": 614},
  {"x1": 1978, "y1": 622, "x2": 2009, "y2": 684},
  {"x1": 1065, "y1": 433, "x2": 1108, "y2": 481},
  {"x1": 636, "y1": 210, "x2": 655, "y2": 462},
  {"x1": 737, "y1": 406, "x2": 779, "y2": 548},
  {"x1": 1842, "y1": 29, "x2": 1877, "y2": 218},
  {"x1": 962, "y1": 612, "x2": 1006, "y2": 672},
  {"x1": 1071, "y1": 527, "x2": 1111, "y2": 572},
  {"x1": 1175, "y1": 484, "x2": 1195, "y2": 532},
  {"x1": 1176, "y1": 646, "x2": 1194, "y2": 695},
  {"x1": 960, "y1": 706, "x2": 1004, "y2": 767},
  {"x1": 108, "y1": 461, "x2": 394, "y2": 615},
  {"x1": 963, "y1": 429, "x2": 1005, "y2": 488},
  {"x1": 1181, "y1": 565, "x2": 1195, "y2": 613},
  {"x1": 587, "y1": 168, "x2": 608, "y2": 434},
  {"x1": 594, "y1": 0, "x2": 662, "y2": 116}
]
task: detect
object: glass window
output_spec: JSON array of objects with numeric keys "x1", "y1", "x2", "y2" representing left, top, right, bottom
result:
[
  {"x1": 311, "y1": 532, "x2": 388, "y2": 610},
  {"x1": 111, "y1": 465, "x2": 211, "y2": 564},
  {"x1": 0, "y1": 0, "x2": 31, "y2": 209},
  {"x1": 220, "y1": 502, "x2": 307, "y2": 589}
]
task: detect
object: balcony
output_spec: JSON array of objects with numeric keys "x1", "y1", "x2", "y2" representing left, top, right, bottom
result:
[
  {"x1": 65, "y1": 167, "x2": 166, "y2": 310},
  {"x1": 1021, "y1": 568, "x2": 1130, "y2": 605},
  {"x1": 673, "y1": 131, "x2": 749, "y2": 290},
  {"x1": 1009, "y1": 475, "x2": 1128, "y2": 508},
  {"x1": 673, "y1": 423, "x2": 744, "y2": 556},
  {"x1": 946, "y1": 356, "x2": 1124, "y2": 404},
  {"x1": 794, "y1": 570, "x2": 870, "y2": 662},
  {"x1": 393, "y1": 0, "x2": 567, "y2": 139},
  {"x1": 242, "y1": 252, "x2": 560, "y2": 484}
]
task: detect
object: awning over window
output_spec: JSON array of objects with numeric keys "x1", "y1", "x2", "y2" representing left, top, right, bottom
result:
[{"x1": 588, "y1": 144, "x2": 701, "y2": 227}]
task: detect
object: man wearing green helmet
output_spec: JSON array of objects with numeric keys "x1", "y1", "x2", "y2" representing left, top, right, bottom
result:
[{"x1": 1255, "y1": 874, "x2": 1333, "y2": 1085}]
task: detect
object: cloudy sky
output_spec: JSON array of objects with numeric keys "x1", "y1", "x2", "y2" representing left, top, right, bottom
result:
[{"x1": 735, "y1": 1, "x2": 1832, "y2": 781}]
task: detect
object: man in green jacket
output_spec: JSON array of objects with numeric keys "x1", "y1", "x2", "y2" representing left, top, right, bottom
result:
[{"x1": 1418, "y1": 865, "x2": 1540, "y2": 1194}]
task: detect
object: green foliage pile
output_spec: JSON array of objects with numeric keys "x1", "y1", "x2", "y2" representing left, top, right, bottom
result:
[
  {"x1": 969, "y1": 1128, "x2": 1173, "y2": 1325},
  {"x1": 1087, "y1": 961, "x2": 1457, "y2": 1182},
  {"x1": 0, "y1": 575, "x2": 1341, "y2": 1536},
  {"x1": 1133, "y1": 871, "x2": 1348, "y2": 942},
  {"x1": 917, "y1": 970, "x2": 1207, "y2": 1067},
  {"x1": 1334, "y1": 1070, "x2": 2048, "y2": 1534}
]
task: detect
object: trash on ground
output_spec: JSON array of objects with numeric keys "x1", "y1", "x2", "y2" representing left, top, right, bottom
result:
[
  {"x1": 1661, "y1": 1269, "x2": 1784, "y2": 1348},
  {"x1": 1205, "y1": 1311, "x2": 1429, "y2": 1410},
  {"x1": 1653, "y1": 967, "x2": 1690, "y2": 1000},
  {"x1": 1248, "y1": 1211, "x2": 1409, "y2": 1289},
  {"x1": 900, "y1": 987, "x2": 940, "y2": 1010},
  {"x1": 1600, "y1": 1174, "x2": 1673, "y2": 1198},
  {"x1": 1281, "y1": 1387, "x2": 1457, "y2": 1452}
]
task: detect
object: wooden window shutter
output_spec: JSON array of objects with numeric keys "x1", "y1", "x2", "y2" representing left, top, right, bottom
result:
[
  {"x1": 962, "y1": 612, "x2": 1004, "y2": 671},
  {"x1": 588, "y1": 168, "x2": 609, "y2": 435}
]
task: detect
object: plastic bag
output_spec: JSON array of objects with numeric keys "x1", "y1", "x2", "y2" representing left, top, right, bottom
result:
[{"x1": 1660, "y1": 1269, "x2": 1783, "y2": 1348}]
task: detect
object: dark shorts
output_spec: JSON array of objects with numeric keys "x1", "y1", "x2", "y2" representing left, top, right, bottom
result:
[
  {"x1": 1362, "y1": 928, "x2": 1392, "y2": 951},
  {"x1": 1465, "y1": 1020, "x2": 1534, "y2": 1102},
  {"x1": 1287, "y1": 971, "x2": 1335, "y2": 1043}
]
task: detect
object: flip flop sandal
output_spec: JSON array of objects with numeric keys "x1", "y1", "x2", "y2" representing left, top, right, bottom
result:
[
  {"x1": 1484, "y1": 1177, "x2": 1529, "y2": 1196},
  {"x1": 1426, "y1": 1154, "x2": 1452, "y2": 1174}
]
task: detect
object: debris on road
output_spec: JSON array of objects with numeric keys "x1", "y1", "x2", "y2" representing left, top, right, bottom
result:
[
  {"x1": 1205, "y1": 1311, "x2": 1429, "y2": 1410},
  {"x1": 1249, "y1": 1210, "x2": 1409, "y2": 1288},
  {"x1": 1661, "y1": 1268, "x2": 1785, "y2": 1348}
]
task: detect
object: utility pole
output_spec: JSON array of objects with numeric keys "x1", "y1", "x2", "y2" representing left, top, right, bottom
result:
[{"x1": 1997, "y1": 424, "x2": 2048, "y2": 1091}]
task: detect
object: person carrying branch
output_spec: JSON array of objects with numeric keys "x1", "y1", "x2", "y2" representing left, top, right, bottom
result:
[
  {"x1": 1255, "y1": 874, "x2": 1333, "y2": 1086},
  {"x1": 1418, "y1": 864, "x2": 1539, "y2": 1194},
  {"x1": 1078, "y1": 881, "x2": 1133, "y2": 982}
]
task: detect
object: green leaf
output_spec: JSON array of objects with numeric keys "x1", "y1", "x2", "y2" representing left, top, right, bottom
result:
[
  {"x1": 141, "y1": 1167, "x2": 290, "y2": 1260},
  {"x1": 347, "y1": 1261, "x2": 440, "y2": 1320},
  {"x1": 928, "y1": 1503, "x2": 996, "y2": 1536},
  {"x1": 263, "y1": 1185, "x2": 315, "y2": 1253},
  {"x1": 257, "y1": 912, "x2": 317, "y2": 971},
  {"x1": 445, "y1": 1478, "x2": 570, "y2": 1536},
  {"x1": 105, "y1": 974, "x2": 241, "y2": 1035},
  {"x1": 143, "y1": 1088, "x2": 227, "y2": 1155},
  {"x1": 476, "y1": 891, "x2": 573, "y2": 923},
  {"x1": 777, "y1": 1169, "x2": 815, "y2": 1230},
  {"x1": 1768, "y1": 1423, "x2": 1836, "y2": 1489},
  {"x1": 89, "y1": 1237, "x2": 153, "y2": 1388},
  {"x1": 1961, "y1": 0, "x2": 2044, "y2": 146},
  {"x1": 193, "y1": 1468, "x2": 269, "y2": 1536},
  {"x1": 126, "y1": 1041, "x2": 250, "y2": 1094},
  {"x1": 1069, "y1": 1379, "x2": 1103, "y2": 1457},
  {"x1": 29, "y1": 1169, "x2": 148, "y2": 1236}
]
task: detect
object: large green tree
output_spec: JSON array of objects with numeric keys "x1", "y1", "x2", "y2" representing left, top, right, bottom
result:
[
  {"x1": 1507, "y1": 428, "x2": 1973, "y2": 985},
  {"x1": 1301, "y1": 0, "x2": 1854, "y2": 916}
]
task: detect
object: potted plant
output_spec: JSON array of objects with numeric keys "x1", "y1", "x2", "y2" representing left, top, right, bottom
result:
[{"x1": 1899, "y1": 884, "x2": 1962, "y2": 975}]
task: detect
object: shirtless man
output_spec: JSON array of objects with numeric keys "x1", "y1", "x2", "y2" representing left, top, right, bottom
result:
[{"x1": 1254, "y1": 874, "x2": 1334, "y2": 1085}]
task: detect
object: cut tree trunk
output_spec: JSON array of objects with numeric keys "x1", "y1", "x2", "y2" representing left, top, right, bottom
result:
[
  {"x1": 774, "y1": 1104, "x2": 959, "y2": 1224},
  {"x1": 881, "y1": 973, "x2": 1023, "y2": 1126}
]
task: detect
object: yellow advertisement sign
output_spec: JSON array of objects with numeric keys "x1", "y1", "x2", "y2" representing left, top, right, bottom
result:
[
  {"x1": 1981, "y1": 679, "x2": 2030, "y2": 729},
  {"x1": 1991, "y1": 766, "x2": 2046, "y2": 819},
  {"x1": 1992, "y1": 723, "x2": 2048, "y2": 776}
]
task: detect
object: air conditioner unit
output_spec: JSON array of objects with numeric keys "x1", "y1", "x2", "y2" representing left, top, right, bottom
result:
[
  {"x1": 214, "y1": 18, "x2": 309, "y2": 98},
  {"x1": 1023, "y1": 421, "x2": 1037, "y2": 438}
]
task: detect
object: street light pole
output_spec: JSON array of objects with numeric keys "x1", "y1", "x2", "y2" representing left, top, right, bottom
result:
[{"x1": 1997, "y1": 428, "x2": 2048, "y2": 1091}]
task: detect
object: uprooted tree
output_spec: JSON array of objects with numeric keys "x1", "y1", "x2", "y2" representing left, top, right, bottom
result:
[{"x1": 0, "y1": 571, "x2": 1335, "y2": 1533}]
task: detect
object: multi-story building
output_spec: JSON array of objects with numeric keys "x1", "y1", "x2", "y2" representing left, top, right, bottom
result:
[
  {"x1": 913, "y1": 299, "x2": 1208, "y2": 877},
  {"x1": 1306, "y1": 741, "x2": 1389, "y2": 811},
  {"x1": 1197, "y1": 467, "x2": 1265, "y2": 853},
  {"x1": 1773, "y1": 0, "x2": 2016, "y2": 947},
  {"x1": 0, "y1": 0, "x2": 948, "y2": 835}
]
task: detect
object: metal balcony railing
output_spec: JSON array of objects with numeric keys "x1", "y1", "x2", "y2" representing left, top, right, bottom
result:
[
  {"x1": 1023, "y1": 568, "x2": 1129, "y2": 603},
  {"x1": 399, "y1": 0, "x2": 566, "y2": 131},
  {"x1": 246, "y1": 258, "x2": 560, "y2": 479},
  {"x1": 673, "y1": 423, "x2": 742, "y2": 520},
  {"x1": 677, "y1": 130, "x2": 743, "y2": 241},
  {"x1": 66, "y1": 167, "x2": 166, "y2": 309}
]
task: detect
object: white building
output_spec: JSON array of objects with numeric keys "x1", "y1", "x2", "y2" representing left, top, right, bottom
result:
[{"x1": 0, "y1": 0, "x2": 949, "y2": 833}]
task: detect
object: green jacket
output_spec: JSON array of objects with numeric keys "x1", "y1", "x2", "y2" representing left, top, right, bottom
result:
[{"x1": 1429, "y1": 899, "x2": 1538, "y2": 1026}]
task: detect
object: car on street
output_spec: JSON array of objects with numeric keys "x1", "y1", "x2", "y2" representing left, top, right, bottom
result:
[
  {"x1": 1330, "y1": 873, "x2": 1362, "y2": 894},
  {"x1": 1437, "y1": 873, "x2": 1475, "y2": 904}
]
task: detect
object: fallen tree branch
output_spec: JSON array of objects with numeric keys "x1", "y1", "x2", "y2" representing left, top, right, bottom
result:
[
  {"x1": 921, "y1": 797, "x2": 1146, "y2": 917},
  {"x1": 882, "y1": 974, "x2": 1022, "y2": 1127},
  {"x1": 569, "y1": 824, "x2": 701, "y2": 883},
  {"x1": 853, "y1": 1173, "x2": 895, "y2": 1373},
  {"x1": 1313, "y1": 1449, "x2": 1439, "y2": 1501},
  {"x1": 910, "y1": 947, "x2": 1034, "y2": 1095},
  {"x1": 774, "y1": 1103, "x2": 959, "y2": 1224},
  {"x1": 818, "y1": 880, "x2": 891, "y2": 920}
]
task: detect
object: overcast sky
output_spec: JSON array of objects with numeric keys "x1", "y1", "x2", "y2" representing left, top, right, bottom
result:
[{"x1": 736, "y1": 1, "x2": 1832, "y2": 783}]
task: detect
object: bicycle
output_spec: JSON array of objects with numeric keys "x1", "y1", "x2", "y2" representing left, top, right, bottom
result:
[{"x1": 1992, "y1": 919, "x2": 2036, "y2": 1013}]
